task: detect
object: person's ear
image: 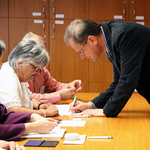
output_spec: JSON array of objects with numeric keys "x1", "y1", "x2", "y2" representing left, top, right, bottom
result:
[
  {"x1": 17, "y1": 61, "x2": 23, "y2": 70},
  {"x1": 87, "y1": 35, "x2": 98, "y2": 46}
]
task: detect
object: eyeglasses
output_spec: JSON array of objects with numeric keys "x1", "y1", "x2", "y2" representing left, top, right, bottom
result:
[
  {"x1": 30, "y1": 63, "x2": 39, "y2": 71},
  {"x1": 77, "y1": 40, "x2": 87, "y2": 55}
]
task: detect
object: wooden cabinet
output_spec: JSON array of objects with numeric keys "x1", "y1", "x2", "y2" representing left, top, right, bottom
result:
[
  {"x1": 9, "y1": 0, "x2": 49, "y2": 18},
  {"x1": 0, "y1": 0, "x2": 8, "y2": 62},
  {"x1": 88, "y1": 53, "x2": 113, "y2": 93},
  {"x1": 49, "y1": 0, "x2": 90, "y2": 92},
  {"x1": 0, "y1": 0, "x2": 8, "y2": 17},
  {"x1": 0, "y1": 18, "x2": 8, "y2": 63},
  {"x1": 50, "y1": 0, "x2": 89, "y2": 19},
  {"x1": 9, "y1": 18, "x2": 49, "y2": 53},
  {"x1": 49, "y1": 20, "x2": 89, "y2": 92},
  {"x1": 1, "y1": 0, "x2": 150, "y2": 93},
  {"x1": 130, "y1": 0, "x2": 150, "y2": 21},
  {"x1": 90, "y1": 0, "x2": 129, "y2": 21}
]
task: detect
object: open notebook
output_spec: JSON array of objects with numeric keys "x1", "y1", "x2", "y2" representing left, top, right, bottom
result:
[{"x1": 21, "y1": 127, "x2": 66, "y2": 139}]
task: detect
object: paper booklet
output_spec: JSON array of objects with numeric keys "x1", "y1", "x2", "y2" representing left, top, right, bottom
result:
[{"x1": 21, "y1": 127, "x2": 66, "y2": 139}]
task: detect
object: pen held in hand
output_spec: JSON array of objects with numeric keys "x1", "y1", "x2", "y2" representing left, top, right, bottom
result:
[{"x1": 72, "y1": 96, "x2": 77, "y2": 107}]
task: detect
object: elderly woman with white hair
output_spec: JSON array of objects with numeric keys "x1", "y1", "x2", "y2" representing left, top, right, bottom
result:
[{"x1": 0, "y1": 38, "x2": 58, "y2": 117}]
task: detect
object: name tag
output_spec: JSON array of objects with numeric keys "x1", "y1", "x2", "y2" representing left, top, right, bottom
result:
[{"x1": 40, "y1": 86, "x2": 45, "y2": 94}]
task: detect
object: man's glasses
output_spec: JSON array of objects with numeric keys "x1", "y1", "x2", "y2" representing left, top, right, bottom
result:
[
  {"x1": 30, "y1": 63, "x2": 39, "y2": 71},
  {"x1": 77, "y1": 40, "x2": 87, "y2": 55}
]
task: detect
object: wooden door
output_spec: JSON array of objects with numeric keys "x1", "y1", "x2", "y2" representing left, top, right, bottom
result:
[
  {"x1": 0, "y1": 18, "x2": 8, "y2": 63},
  {"x1": 9, "y1": 18, "x2": 49, "y2": 53},
  {"x1": 50, "y1": 0, "x2": 89, "y2": 19},
  {"x1": 0, "y1": 0, "x2": 8, "y2": 17},
  {"x1": 9, "y1": 0, "x2": 49, "y2": 18},
  {"x1": 130, "y1": 0, "x2": 150, "y2": 21},
  {"x1": 90, "y1": 0, "x2": 129, "y2": 21},
  {"x1": 49, "y1": 20, "x2": 89, "y2": 92}
]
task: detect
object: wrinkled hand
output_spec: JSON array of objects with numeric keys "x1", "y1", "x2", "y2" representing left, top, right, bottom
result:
[
  {"x1": 29, "y1": 113, "x2": 45, "y2": 122},
  {"x1": 69, "y1": 100, "x2": 94, "y2": 113},
  {"x1": 58, "y1": 87, "x2": 76, "y2": 100},
  {"x1": 41, "y1": 103, "x2": 59, "y2": 117},
  {"x1": 33, "y1": 118, "x2": 58, "y2": 134},
  {"x1": 0, "y1": 141, "x2": 25, "y2": 150},
  {"x1": 68, "y1": 80, "x2": 82, "y2": 92},
  {"x1": 81, "y1": 109, "x2": 106, "y2": 117}
]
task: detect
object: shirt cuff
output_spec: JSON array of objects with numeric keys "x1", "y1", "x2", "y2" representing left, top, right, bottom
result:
[{"x1": 90, "y1": 101, "x2": 96, "y2": 109}]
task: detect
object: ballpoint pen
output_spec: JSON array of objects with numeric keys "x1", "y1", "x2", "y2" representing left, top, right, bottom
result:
[
  {"x1": 87, "y1": 136, "x2": 113, "y2": 139},
  {"x1": 71, "y1": 115, "x2": 92, "y2": 118},
  {"x1": 72, "y1": 96, "x2": 77, "y2": 107}
]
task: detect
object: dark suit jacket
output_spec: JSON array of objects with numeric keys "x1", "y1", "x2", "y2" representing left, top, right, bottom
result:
[{"x1": 91, "y1": 20, "x2": 150, "y2": 117}]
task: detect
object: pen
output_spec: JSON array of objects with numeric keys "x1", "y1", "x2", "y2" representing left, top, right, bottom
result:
[
  {"x1": 72, "y1": 96, "x2": 77, "y2": 107},
  {"x1": 71, "y1": 115, "x2": 92, "y2": 118},
  {"x1": 87, "y1": 136, "x2": 113, "y2": 139}
]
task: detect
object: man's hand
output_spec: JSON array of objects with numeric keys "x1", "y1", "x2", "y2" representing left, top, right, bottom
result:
[
  {"x1": 69, "y1": 100, "x2": 94, "y2": 113},
  {"x1": 81, "y1": 109, "x2": 106, "y2": 117}
]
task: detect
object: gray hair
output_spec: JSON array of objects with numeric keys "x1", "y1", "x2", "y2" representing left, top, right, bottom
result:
[
  {"x1": 64, "y1": 18, "x2": 101, "y2": 45},
  {"x1": 0, "y1": 40, "x2": 6, "y2": 56},
  {"x1": 23, "y1": 32, "x2": 47, "y2": 48},
  {"x1": 8, "y1": 38, "x2": 49, "y2": 69}
]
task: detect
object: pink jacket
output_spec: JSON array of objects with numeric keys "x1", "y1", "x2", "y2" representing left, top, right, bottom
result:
[{"x1": 28, "y1": 67, "x2": 68, "y2": 104}]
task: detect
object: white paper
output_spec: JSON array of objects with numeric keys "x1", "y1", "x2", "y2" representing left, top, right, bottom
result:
[
  {"x1": 114, "y1": 15, "x2": 123, "y2": 19},
  {"x1": 34, "y1": 20, "x2": 43, "y2": 23},
  {"x1": 56, "y1": 14, "x2": 64, "y2": 18},
  {"x1": 63, "y1": 135, "x2": 87, "y2": 144},
  {"x1": 55, "y1": 104, "x2": 80, "y2": 116},
  {"x1": 136, "y1": 16, "x2": 144, "y2": 20},
  {"x1": 32, "y1": 12, "x2": 41, "y2": 16},
  {"x1": 21, "y1": 128, "x2": 66, "y2": 139},
  {"x1": 58, "y1": 120, "x2": 86, "y2": 127},
  {"x1": 55, "y1": 20, "x2": 64, "y2": 24}
]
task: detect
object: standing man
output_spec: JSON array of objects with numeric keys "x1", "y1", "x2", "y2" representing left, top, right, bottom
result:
[{"x1": 64, "y1": 19, "x2": 150, "y2": 117}]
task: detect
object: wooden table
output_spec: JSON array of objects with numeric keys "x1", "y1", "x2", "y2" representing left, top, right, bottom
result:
[{"x1": 17, "y1": 92, "x2": 150, "y2": 150}]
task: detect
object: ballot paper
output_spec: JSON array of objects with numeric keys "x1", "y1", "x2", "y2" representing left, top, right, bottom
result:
[
  {"x1": 58, "y1": 120, "x2": 86, "y2": 127},
  {"x1": 63, "y1": 135, "x2": 87, "y2": 145},
  {"x1": 21, "y1": 126, "x2": 66, "y2": 139},
  {"x1": 55, "y1": 104, "x2": 80, "y2": 116}
]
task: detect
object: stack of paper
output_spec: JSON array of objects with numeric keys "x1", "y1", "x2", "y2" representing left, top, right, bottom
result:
[{"x1": 21, "y1": 128, "x2": 66, "y2": 139}]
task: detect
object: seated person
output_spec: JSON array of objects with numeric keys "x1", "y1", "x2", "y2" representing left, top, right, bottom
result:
[
  {"x1": 0, "y1": 39, "x2": 58, "y2": 117},
  {"x1": 23, "y1": 32, "x2": 82, "y2": 104},
  {"x1": 0, "y1": 141, "x2": 25, "y2": 150},
  {"x1": 0, "y1": 103, "x2": 57, "y2": 141},
  {"x1": 28, "y1": 67, "x2": 82, "y2": 104},
  {"x1": 0, "y1": 40, "x2": 6, "y2": 69}
]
